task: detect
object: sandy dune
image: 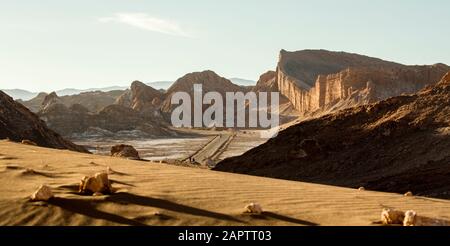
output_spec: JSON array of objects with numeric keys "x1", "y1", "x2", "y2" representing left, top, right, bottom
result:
[{"x1": 1, "y1": 140, "x2": 450, "y2": 226}]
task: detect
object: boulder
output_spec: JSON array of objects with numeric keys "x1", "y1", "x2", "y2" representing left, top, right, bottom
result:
[
  {"x1": 404, "y1": 191, "x2": 413, "y2": 197},
  {"x1": 403, "y1": 210, "x2": 449, "y2": 226},
  {"x1": 79, "y1": 172, "x2": 113, "y2": 195},
  {"x1": 30, "y1": 185, "x2": 53, "y2": 201},
  {"x1": 110, "y1": 144, "x2": 140, "y2": 160},
  {"x1": 381, "y1": 208, "x2": 404, "y2": 225}
]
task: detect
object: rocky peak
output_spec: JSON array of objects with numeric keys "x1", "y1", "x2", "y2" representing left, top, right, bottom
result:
[
  {"x1": 40, "y1": 92, "x2": 62, "y2": 112},
  {"x1": 253, "y1": 71, "x2": 278, "y2": 92},
  {"x1": 161, "y1": 70, "x2": 243, "y2": 114},
  {"x1": 166, "y1": 70, "x2": 241, "y2": 95},
  {"x1": 116, "y1": 81, "x2": 163, "y2": 112}
]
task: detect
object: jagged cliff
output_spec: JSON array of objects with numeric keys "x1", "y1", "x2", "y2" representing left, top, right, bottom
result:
[{"x1": 276, "y1": 50, "x2": 449, "y2": 115}]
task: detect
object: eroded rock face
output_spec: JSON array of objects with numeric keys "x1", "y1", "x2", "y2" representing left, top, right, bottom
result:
[
  {"x1": 0, "y1": 90, "x2": 88, "y2": 153},
  {"x1": 276, "y1": 50, "x2": 449, "y2": 116},
  {"x1": 215, "y1": 73, "x2": 450, "y2": 199},
  {"x1": 111, "y1": 144, "x2": 140, "y2": 160}
]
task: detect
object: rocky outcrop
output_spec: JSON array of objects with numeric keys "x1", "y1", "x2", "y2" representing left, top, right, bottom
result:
[
  {"x1": 252, "y1": 71, "x2": 278, "y2": 93},
  {"x1": 252, "y1": 71, "x2": 299, "y2": 123},
  {"x1": 215, "y1": 72, "x2": 450, "y2": 199},
  {"x1": 160, "y1": 70, "x2": 247, "y2": 127},
  {"x1": 276, "y1": 50, "x2": 449, "y2": 115},
  {"x1": 19, "y1": 92, "x2": 48, "y2": 113},
  {"x1": 115, "y1": 81, "x2": 164, "y2": 112},
  {"x1": 41, "y1": 92, "x2": 62, "y2": 111},
  {"x1": 0, "y1": 90, "x2": 88, "y2": 153}
]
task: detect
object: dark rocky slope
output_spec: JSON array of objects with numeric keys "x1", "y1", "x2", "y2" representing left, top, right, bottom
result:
[{"x1": 0, "y1": 90, "x2": 88, "y2": 153}]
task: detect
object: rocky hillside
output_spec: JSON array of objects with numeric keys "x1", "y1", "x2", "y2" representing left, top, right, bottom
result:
[
  {"x1": 38, "y1": 103, "x2": 179, "y2": 139},
  {"x1": 276, "y1": 49, "x2": 449, "y2": 116},
  {"x1": 215, "y1": 72, "x2": 450, "y2": 199},
  {"x1": 0, "y1": 90, "x2": 88, "y2": 153},
  {"x1": 22, "y1": 90, "x2": 124, "y2": 113}
]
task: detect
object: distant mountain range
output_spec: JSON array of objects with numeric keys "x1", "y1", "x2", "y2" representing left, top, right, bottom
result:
[{"x1": 2, "y1": 78, "x2": 256, "y2": 100}]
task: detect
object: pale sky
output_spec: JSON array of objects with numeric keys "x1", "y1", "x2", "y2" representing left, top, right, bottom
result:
[{"x1": 1, "y1": 0, "x2": 449, "y2": 92}]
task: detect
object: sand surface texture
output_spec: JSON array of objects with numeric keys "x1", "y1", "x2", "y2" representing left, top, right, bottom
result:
[{"x1": 1, "y1": 140, "x2": 450, "y2": 226}]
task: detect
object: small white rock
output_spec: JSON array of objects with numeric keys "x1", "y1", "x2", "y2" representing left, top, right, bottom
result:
[
  {"x1": 31, "y1": 185, "x2": 53, "y2": 201},
  {"x1": 245, "y1": 203, "x2": 263, "y2": 215},
  {"x1": 404, "y1": 191, "x2": 413, "y2": 197}
]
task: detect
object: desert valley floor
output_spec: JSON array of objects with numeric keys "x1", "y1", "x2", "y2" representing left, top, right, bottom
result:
[{"x1": 2, "y1": 140, "x2": 450, "y2": 226}]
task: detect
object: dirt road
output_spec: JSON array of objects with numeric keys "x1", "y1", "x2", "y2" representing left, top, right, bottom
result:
[{"x1": 186, "y1": 133, "x2": 235, "y2": 167}]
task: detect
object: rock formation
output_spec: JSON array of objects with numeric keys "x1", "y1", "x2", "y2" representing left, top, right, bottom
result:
[
  {"x1": 18, "y1": 92, "x2": 48, "y2": 113},
  {"x1": 0, "y1": 90, "x2": 88, "y2": 152},
  {"x1": 161, "y1": 70, "x2": 244, "y2": 114},
  {"x1": 38, "y1": 103, "x2": 178, "y2": 138},
  {"x1": 22, "y1": 90, "x2": 124, "y2": 113},
  {"x1": 115, "y1": 81, "x2": 164, "y2": 112},
  {"x1": 29, "y1": 80, "x2": 182, "y2": 138},
  {"x1": 215, "y1": 72, "x2": 450, "y2": 199},
  {"x1": 252, "y1": 71, "x2": 278, "y2": 93},
  {"x1": 252, "y1": 71, "x2": 299, "y2": 123},
  {"x1": 276, "y1": 49, "x2": 449, "y2": 116}
]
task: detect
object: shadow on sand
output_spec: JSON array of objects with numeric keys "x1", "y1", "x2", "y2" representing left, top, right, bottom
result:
[
  {"x1": 48, "y1": 197, "x2": 147, "y2": 226},
  {"x1": 246, "y1": 212, "x2": 318, "y2": 226},
  {"x1": 105, "y1": 192, "x2": 243, "y2": 223},
  {"x1": 48, "y1": 192, "x2": 243, "y2": 225},
  {"x1": 48, "y1": 192, "x2": 317, "y2": 226}
]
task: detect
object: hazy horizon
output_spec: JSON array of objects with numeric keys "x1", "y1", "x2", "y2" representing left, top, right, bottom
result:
[{"x1": 1, "y1": 0, "x2": 449, "y2": 92}]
